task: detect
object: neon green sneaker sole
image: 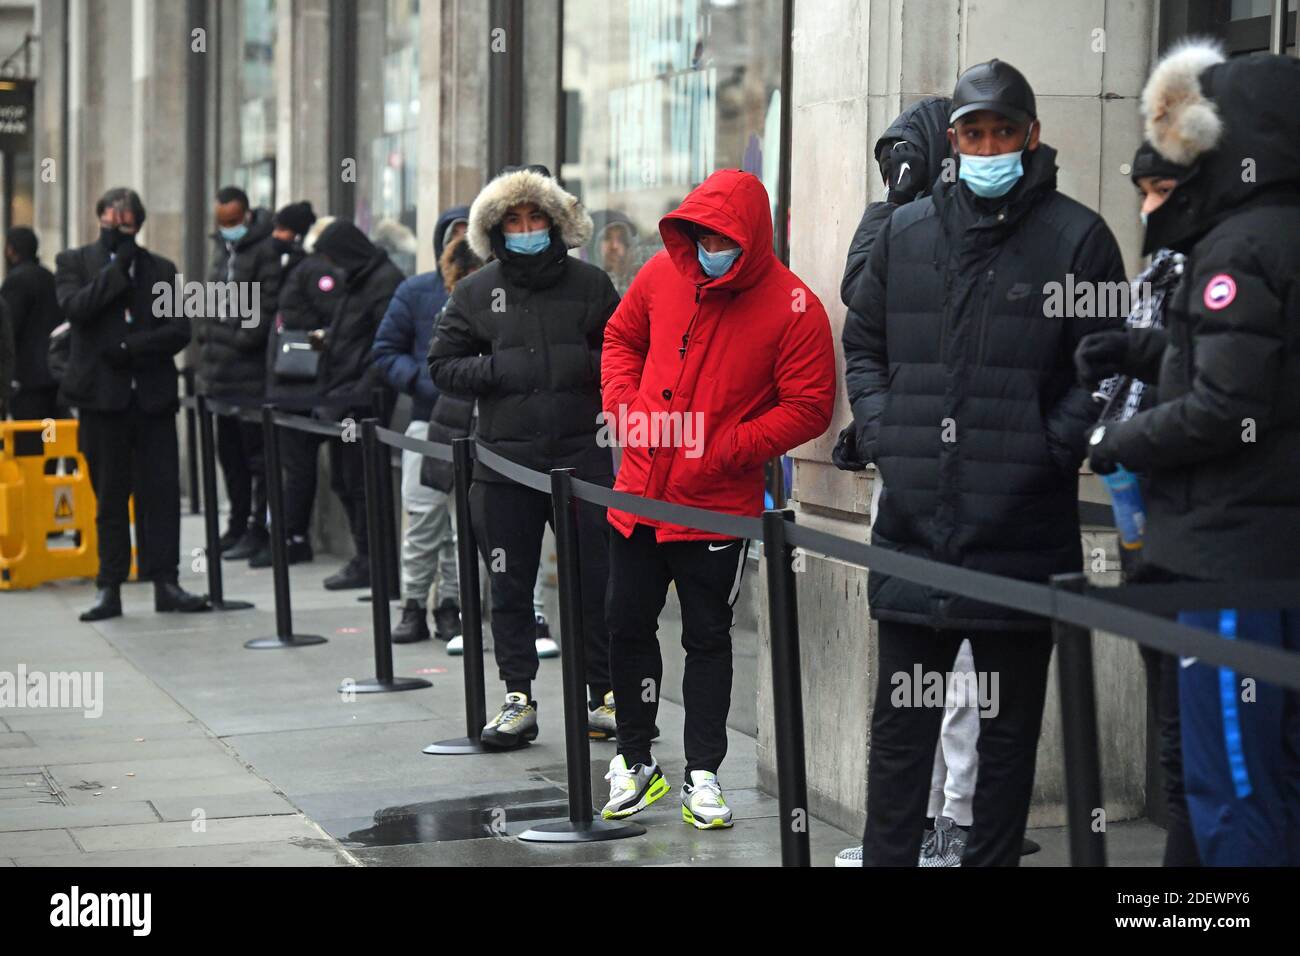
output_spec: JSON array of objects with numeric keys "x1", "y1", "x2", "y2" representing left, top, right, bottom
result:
[
  {"x1": 602, "y1": 774, "x2": 670, "y2": 819},
  {"x1": 681, "y1": 803, "x2": 734, "y2": 829}
]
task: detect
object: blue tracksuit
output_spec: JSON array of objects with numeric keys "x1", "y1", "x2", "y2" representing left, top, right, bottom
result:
[{"x1": 1177, "y1": 607, "x2": 1300, "y2": 865}]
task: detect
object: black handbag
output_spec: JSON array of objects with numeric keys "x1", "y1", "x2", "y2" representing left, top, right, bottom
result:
[{"x1": 272, "y1": 329, "x2": 321, "y2": 382}]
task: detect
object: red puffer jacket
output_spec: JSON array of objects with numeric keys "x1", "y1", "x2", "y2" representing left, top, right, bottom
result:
[{"x1": 602, "y1": 169, "x2": 836, "y2": 542}]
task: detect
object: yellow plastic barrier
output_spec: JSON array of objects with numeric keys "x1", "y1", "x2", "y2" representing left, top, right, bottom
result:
[{"x1": 0, "y1": 418, "x2": 99, "y2": 588}]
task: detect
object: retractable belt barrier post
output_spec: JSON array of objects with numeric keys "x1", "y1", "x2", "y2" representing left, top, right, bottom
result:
[
  {"x1": 341, "y1": 418, "x2": 431, "y2": 694},
  {"x1": 245, "y1": 405, "x2": 327, "y2": 650},
  {"x1": 517, "y1": 468, "x2": 643, "y2": 843},
  {"x1": 424, "y1": 437, "x2": 491, "y2": 755},
  {"x1": 762, "y1": 509, "x2": 811, "y2": 867},
  {"x1": 179, "y1": 393, "x2": 1300, "y2": 865},
  {"x1": 182, "y1": 367, "x2": 200, "y2": 514},
  {"x1": 372, "y1": 387, "x2": 400, "y2": 602},
  {"x1": 1052, "y1": 573, "x2": 1106, "y2": 867},
  {"x1": 195, "y1": 394, "x2": 255, "y2": 612}
]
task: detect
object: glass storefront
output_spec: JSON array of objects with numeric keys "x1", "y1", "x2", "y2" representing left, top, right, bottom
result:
[
  {"x1": 561, "y1": 0, "x2": 784, "y2": 294},
  {"x1": 234, "y1": 0, "x2": 277, "y2": 210},
  {"x1": 355, "y1": 0, "x2": 421, "y2": 276}
]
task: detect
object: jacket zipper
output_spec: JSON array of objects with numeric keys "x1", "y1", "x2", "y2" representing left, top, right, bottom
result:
[{"x1": 974, "y1": 268, "x2": 995, "y2": 366}]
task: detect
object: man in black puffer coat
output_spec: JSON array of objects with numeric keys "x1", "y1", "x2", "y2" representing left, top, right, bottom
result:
[
  {"x1": 844, "y1": 60, "x2": 1125, "y2": 866},
  {"x1": 1081, "y1": 45, "x2": 1300, "y2": 867},
  {"x1": 199, "y1": 186, "x2": 279, "y2": 559},
  {"x1": 429, "y1": 164, "x2": 619, "y2": 749},
  {"x1": 311, "y1": 219, "x2": 405, "y2": 590}
]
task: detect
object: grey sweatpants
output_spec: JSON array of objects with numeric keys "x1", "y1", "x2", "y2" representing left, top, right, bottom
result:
[{"x1": 401, "y1": 421, "x2": 459, "y2": 607}]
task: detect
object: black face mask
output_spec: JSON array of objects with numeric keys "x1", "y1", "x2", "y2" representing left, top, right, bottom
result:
[
  {"x1": 100, "y1": 226, "x2": 122, "y2": 251},
  {"x1": 271, "y1": 236, "x2": 294, "y2": 255}
]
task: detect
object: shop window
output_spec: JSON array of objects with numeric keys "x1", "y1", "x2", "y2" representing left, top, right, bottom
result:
[{"x1": 561, "y1": 0, "x2": 784, "y2": 294}]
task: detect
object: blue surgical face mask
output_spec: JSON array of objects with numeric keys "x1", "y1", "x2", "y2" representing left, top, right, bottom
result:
[
  {"x1": 957, "y1": 150, "x2": 1024, "y2": 198},
  {"x1": 220, "y1": 223, "x2": 249, "y2": 243},
  {"x1": 697, "y1": 242, "x2": 741, "y2": 278},
  {"x1": 504, "y1": 227, "x2": 551, "y2": 256}
]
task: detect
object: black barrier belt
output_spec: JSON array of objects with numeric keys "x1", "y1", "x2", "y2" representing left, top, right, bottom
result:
[
  {"x1": 1077, "y1": 500, "x2": 1115, "y2": 528},
  {"x1": 375, "y1": 425, "x2": 454, "y2": 463},
  {"x1": 270, "y1": 410, "x2": 345, "y2": 439},
  {"x1": 571, "y1": 477, "x2": 765, "y2": 540},
  {"x1": 786, "y1": 523, "x2": 1053, "y2": 618},
  {"x1": 471, "y1": 443, "x2": 555, "y2": 494},
  {"x1": 196, "y1": 392, "x2": 1300, "y2": 686},
  {"x1": 785, "y1": 522, "x2": 1300, "y2": 691},
  {"x1": 1089, "y1": 578, "x2": 1299, "y2": 614},
  {"x1": 205, "y1": 398, "x2": 263, "y2": 425}
]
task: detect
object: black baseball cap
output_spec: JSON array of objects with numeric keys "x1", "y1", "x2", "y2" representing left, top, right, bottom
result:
[{"x1": 950, "y1": 59, "x2": 1037, "y2": 127}]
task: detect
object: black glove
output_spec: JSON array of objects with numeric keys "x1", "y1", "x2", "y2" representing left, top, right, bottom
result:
[
  {"x1": 103, "y1": 339, "x2": 132, "y2": 370},
  {"x1": 879, "y1": 139, "x2": 929, "y2": 205},
  {"x1": 1074, "y1": 330, "x2": 1128, "y2": 390},
  {"x1": 114, "y1": 232, "x2": 139, "y2": 271},
  {"x1": 1086, "y1": 424, "x2": 1120, "y2": 476}
]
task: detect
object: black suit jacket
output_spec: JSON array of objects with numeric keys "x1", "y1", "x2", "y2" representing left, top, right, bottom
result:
[{"x1": 54, "y1": 240, "x2": 190, "y2": 414}]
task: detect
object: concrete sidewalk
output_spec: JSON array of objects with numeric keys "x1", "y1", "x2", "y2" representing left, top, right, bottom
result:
[{"x1": 1, "y1": 514, "x2": 1162, "y2": 867}]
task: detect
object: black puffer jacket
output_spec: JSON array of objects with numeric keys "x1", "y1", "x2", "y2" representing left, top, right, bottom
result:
[
  {"x1": 837, "y1": 96, "x2": 952, "y2": 470},
  {"x1": 841, "y1": 96, "x2": 953, "y2": 307},
  {"x1": 1, "y1": 258, "x2": 62, "y2": 393},
  {"x1": 846, "y1": 144, "x2": 1126, "y2": 629},
  {"x1": 428, "y1": 251, "x2": 617, "y2": 482},
  {"x1": 313, "y1": 221, "x2": 405, "y2": 413},
  {"x1": 197, "y1": 208, "x2": 279, "y2": 398},
  {"x1": 420, "y1": 299, "x2": 476, "y2": 492},
  {"x1": 1106, "y1": 51, "x2": 1300, "y2": 582}
]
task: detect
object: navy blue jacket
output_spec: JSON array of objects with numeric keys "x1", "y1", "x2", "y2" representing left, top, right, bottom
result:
[{"x1": 371, "y1": 206, "x2": 468, "y2": 421}]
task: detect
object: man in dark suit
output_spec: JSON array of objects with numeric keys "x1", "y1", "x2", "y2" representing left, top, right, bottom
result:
[{"x1": 55, "y1": 187, "x2": 208, "y2": 621}]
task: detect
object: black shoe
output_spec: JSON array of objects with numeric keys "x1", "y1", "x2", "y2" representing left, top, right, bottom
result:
[
  {"x1": 392, "y1": 600, "x2": 430, "y2": 644},
  {"x1": 249, "y1": 537, "x2": 314, "y2": 568},
  {"x1": 218, "y1": 526, "x2": 245, "y2": 554},
  {"x1": 224, "y1": 527, "x2": 267, "y2": 561},
  {"x1": 79, "y1": 586, "x2": 122, "y2": 622},
  {"x1": 247, "y1": 540, "x2": 273, "y2": 569},
  {"x1": 433, "y1": 598, "x2": 462, "y2": 643},
  {"x1": 286, "y1": 538, "x2": 314, "y2": 564},
  {"x1": 154, "y1": 580, "x2": 211, "y2": 613},
  {"x1": 323, "y1": 555, "x2": 370, "y2": 591}
]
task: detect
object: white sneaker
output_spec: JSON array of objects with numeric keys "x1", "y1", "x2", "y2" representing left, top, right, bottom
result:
[
  {"x1": 835, "y1": 845, "x2": 863, "y2": 867},
  {"x1": 535, "y1": 613, "x2": 559, "y2": 658},
  {"x1": 681, "y1": 770, "x2": 733, "y2": 829},
  {"x1": 601, "y1": 753, "x2": 669, "y2": 819},
  {"x1": 588, "y1": 691, "x2": 617, "y2": 740},
  {"x1": 446, "y1": 635, "x2": 464, "y2": 656}
]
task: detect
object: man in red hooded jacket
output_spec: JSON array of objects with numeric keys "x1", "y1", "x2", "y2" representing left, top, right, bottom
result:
[{"x1": 599, "y1": 169, "x2": 835, "y2": 828}]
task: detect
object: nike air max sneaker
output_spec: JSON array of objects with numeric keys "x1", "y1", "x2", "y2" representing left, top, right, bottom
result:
[
  {"x1": 602, "y1": 754, "x2": 669, "y2": 819},
  {"x1": 589, "y1": 691, "x2": 617, "y2": 740},
  {"x1": 480, "y1": 692, "x2": 538, "y2": 749},
  {"x1": 681, "y1": 770, "x2": 733, "y2": 829}
]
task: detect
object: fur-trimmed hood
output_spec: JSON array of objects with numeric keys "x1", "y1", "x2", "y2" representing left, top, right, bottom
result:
[
  {"x1": 1142, "y1": 39, "x2": 1226, "y2": 166},
  {"x1": 1140, "y1": 42, "x2": 1300, "y2": 252},
  {"x1": 466, "y1": 166, "x2": 593, "y2": 261}
]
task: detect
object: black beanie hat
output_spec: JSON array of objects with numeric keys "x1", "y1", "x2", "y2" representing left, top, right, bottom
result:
[
  {"x1": 1130, "y1": 141, "x2": 1191, "y2": 185},
  {"x1": 274, "y1": 201, "x2": 317, "y2": 236}
]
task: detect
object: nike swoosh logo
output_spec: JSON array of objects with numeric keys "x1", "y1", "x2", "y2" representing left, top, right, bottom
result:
[
  {"x1": 897, "y1": 162, "x2": 910, "y2": 185},
  {"x1": 1180, "y1": 656, "x2": 1198, "y2": 669},
  {"x1": 707, "y1": 543, "x2": 734, "y2": 551}
]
